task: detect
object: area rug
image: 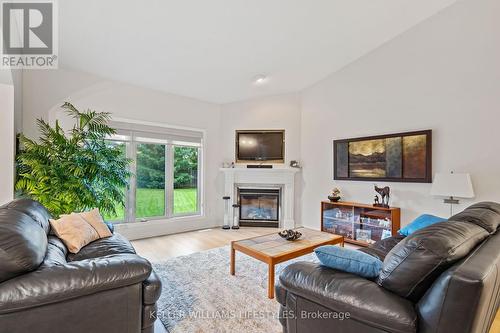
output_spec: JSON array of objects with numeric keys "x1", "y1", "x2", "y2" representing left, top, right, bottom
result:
[{"x1": 152, "y1": 246, "x2": 318, "y2": 333}]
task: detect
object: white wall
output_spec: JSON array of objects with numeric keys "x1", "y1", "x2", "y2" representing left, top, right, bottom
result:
[
  {"x1": 22, "y1": 69, "x2": 103, "y2": 138},
  {"x1": 22, "y1": 69, "x2": 223, "y2": 239},
  {"x1": 300, "y1": 0, "x2": 500, "y2": 228},
  {"x1": 220, "y1": 93, "x2": 301, "y2": 164},
  {"x1": 0, "y1": 69, "x2": 15, "y2": 205},
  {"x1": 220, "y1": 93, "x2": 303, "y2": 225}
]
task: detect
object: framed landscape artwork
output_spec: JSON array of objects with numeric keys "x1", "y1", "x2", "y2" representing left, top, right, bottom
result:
[{"x1": 334, "y1": 130, "x2": 432, "y2": 183}]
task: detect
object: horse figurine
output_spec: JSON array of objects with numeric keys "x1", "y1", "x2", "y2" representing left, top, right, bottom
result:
[{"x1": 374, "y1": 185, "x2": 390, "y2": 208}]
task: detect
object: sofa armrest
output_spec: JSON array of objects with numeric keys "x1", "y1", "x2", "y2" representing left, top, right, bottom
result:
[
  {"x1": 143, "y1": 270, "x2": 162, "y2": 305},
  {"x1": 278, "y1": 262, "x2": 417, "y2": 333},
  {"x1": 0, "y1": 254, "x2": 151, "y2": 314}
]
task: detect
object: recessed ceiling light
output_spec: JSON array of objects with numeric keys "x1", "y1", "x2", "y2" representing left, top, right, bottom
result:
[{"x1": 253, "y1": 74, "x2": 268, "y2": 85}]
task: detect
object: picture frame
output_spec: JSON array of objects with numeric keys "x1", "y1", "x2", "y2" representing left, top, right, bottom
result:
[
  {"x1": 356, "y1": 229, "x2": 372, "y2": 242},
  {"x1": 381, "y1": 229, "x2": 392, "y2": 240},
  {"x1": 334, "y1": 130, "x2": 432, "y2": 183}
]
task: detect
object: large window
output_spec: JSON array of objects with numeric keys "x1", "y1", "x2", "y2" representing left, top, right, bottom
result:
[{"x1": 104, "y1": 122, "x2": 203, "y2": 223}]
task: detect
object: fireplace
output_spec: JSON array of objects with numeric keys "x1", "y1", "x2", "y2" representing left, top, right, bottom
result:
[
  {"x1": 222, "y1": 168, "x2": 298, "y2": 229},
  {"x1": 237, "y1": 187, "x2": 281, "y2": 227}
]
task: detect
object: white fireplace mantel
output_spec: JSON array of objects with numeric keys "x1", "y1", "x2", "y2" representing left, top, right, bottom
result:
[{"x1": 220, "y1": 167, "x2": 300, "y2": 229}]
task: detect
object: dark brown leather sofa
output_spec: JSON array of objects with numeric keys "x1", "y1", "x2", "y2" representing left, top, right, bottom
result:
[
  {"x1": 0, "y1": 199, "x2": 162, "y2": 333},
  {"x1": 276, "y1": 202, "x2": 500, "y2": 333}
]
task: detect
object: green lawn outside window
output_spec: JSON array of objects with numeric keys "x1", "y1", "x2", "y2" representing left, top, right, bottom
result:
[{"x1": 103, "y1": 188, "x2": 197, "y2": 221}]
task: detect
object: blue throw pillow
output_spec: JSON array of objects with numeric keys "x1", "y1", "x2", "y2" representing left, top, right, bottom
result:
[
  {"x1": 399, "y1": 214, "x2": 447, "y2": 236},
  {"x1": 314, "y1": 245, "x2": 383, "y2": 279}
]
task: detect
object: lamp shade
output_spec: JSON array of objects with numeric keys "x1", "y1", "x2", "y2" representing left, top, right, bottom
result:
[{"x1": 430, "y1": 173, "x2": 475, "y2": 198}]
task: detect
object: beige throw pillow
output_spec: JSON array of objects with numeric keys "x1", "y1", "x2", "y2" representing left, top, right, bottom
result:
[
  {"x1": 50, "y1": 214, "x2": 100, "y2": 254},
  {"x1": 76, "y1": 209, "x2": 112, "y2": 238}
]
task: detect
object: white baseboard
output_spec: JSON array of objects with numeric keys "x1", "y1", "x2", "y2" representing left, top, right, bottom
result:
[{"x1": 115, "y1": 216, "x2": 221, "y2": 240}]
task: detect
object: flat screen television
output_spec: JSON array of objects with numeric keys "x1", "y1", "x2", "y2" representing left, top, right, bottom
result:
[{"x1": 235, "y1": 130, "x2": 285, "y2": 163}]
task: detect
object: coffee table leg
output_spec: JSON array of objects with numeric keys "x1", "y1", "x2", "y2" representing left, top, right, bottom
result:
[
  {"x1": 230, "y1": 245, "x2": 235, "y2": 275},
  {"x1": 268, "y1": 263, "x2": 275, "y2": 299}
]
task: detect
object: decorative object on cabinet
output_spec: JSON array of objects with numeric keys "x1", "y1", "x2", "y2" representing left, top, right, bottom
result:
[
  {"x1": 374, "y1": 185, "x2": 390, "y2": 208},
  {"x1": 328, "y1": 188, "x2": 341, "y2": 202},
  {"x1": 381, "y1": 229, "x2": 392, "y2": 240},
  {"x1": 321, "y1": 201, "x2": 400, "y2": 247},
  {"x1": 356, "y1": 229, "x2": 372, "y2": 243},
  {"x1": 334, "y1": 130, "x2": 432, "y2": 183},
  {"x1": 289, "y1": 160, "x2": 301, "y2": 168}
]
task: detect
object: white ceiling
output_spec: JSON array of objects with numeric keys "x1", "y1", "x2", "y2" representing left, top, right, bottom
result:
[{"x1": 59, "y1": 0, "x2": 457, "y2": 104}]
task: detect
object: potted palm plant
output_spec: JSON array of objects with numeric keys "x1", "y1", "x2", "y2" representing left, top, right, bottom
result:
[{"x1": 15, "y1": 102, "x2": 131, "y2": 217}]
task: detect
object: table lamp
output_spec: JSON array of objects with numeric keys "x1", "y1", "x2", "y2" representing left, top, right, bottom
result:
[{"x1": 430, "y1": 172, "x2": 475, "y2": 216}]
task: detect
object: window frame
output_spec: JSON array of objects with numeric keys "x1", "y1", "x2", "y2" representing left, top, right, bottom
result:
[{"x1": 105, "y1": 126, "x2": 204, "y2": 224}]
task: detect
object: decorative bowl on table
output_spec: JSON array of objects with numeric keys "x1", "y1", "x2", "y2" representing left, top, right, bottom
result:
[{"x1": 278, "y1": 229, "x2": 302, "y2": 241}]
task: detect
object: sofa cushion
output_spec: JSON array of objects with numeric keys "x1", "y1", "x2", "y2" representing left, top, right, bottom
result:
[
  {"x1": 399, "y1": 214, "x2": 447, "y2": 236},
  {"x1": 75, "y1": 209, "x2": 113, "y2": 238},
  {"x1": 42, "y1": 237, "x2": 68, "y2": 266},
  {"x1": 315, "y1": 245, "x2": 383, "y2": 278},
  {"x1": 67, "y1": 233, "x2": 136, "y2": 262},
  {"x1": 0, "y1": 209, "x2": 48, "y2": 283},
  {"x1": 49, "y1": 214, "x2": 100, "y2": 254},
  {"x1": 358, "y1": 234, "x2": 405, "y2": 261},
  {"x1": 1, "y1": 198, "x2": 52, "y2": 234},
  {"x1": 377, "y1": 221, "x2": 488, "y2": 301},
  {"x1": 450, "y1": 201, "x2": 500, "y2": 234},
  {"x1": 47, "y1": 235, "x2": 68, "y2": 257}
]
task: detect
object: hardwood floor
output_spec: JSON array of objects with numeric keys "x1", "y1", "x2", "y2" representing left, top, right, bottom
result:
[
  {"x1": 132, "y1": 226, "x2": 280, "y2": 262},
  {"x1": 132, "y1": 227, "x2": 500, "y2": 333}
]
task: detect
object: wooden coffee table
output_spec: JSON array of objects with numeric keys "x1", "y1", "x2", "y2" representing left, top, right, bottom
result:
[{"x1": 230, "y1": 227, "x2": 344, "y2": 299}]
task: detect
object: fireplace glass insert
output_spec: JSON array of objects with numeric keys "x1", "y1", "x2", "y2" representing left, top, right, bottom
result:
[{"x1": 238, "y1": 188, "x2": 280, "y2": 227}]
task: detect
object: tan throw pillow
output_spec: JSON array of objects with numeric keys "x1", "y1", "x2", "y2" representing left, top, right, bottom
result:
[
  {"x1": 76, "y1": 209, "x2": 112, "y2": 238},
  {"x1": 50, "y1": 214, "x2": 100, "y2": 254}
]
